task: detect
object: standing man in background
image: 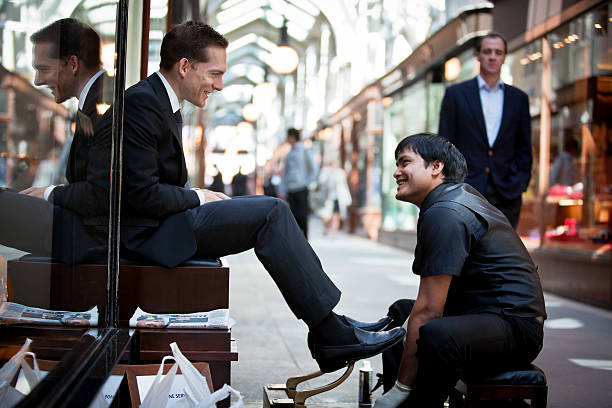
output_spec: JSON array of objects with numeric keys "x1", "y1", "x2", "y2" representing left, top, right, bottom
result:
[
  {"x1": 231, "y1": 166, "x2": 249, "y2": 196},
  {"x1": 438, "y1": 32, "x2": 532, "y2": 229},
  {"x1": 280, "y1": 128, "x2": 317, "y2": 238}
]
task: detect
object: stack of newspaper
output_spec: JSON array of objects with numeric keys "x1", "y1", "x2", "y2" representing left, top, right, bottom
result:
[
  {"x1": 129, "y1": 307, "x2": 230, "y2": 329},
  {"x1": 0, "y1": 302, "x2": 98, "y2": 327}
]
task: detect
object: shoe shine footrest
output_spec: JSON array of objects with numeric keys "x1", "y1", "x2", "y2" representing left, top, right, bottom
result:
[{"x1": 263, "y1": 362, "x2": 355, "y2": 408}]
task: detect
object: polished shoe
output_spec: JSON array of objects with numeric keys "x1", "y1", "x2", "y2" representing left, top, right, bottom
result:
[
  {"x1": 339, "y1": 315, "x2": 393, "y2": 331},
  {"x1": 307, "y1": 316, "x2": 393, "y2": 359},
  {"x1": 310, "y1": 326, "x2": 405, "y2": 373}
]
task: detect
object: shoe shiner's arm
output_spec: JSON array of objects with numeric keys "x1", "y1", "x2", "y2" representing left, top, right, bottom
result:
[
  {"x1": 375, "y1": 274, "x2": 451, "y2": 407},
  {"x1": 373, "y1": 381, "x2": 412, "y2": 407}
]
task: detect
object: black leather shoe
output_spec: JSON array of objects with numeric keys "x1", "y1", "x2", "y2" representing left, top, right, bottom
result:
[
  {"x1": 310, "y1": 326, "x2": 405, "y2": 373},
  {"x1": 339, "y1": 315, "x2": 393, "y2": 331},
  {"x1": 306, "y1": 316, "x2": 393, "y2": 359}
]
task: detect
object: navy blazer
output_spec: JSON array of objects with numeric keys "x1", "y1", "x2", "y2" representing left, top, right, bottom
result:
[
  {"x1": 438, "y1": 77, "x2": 532, "y2": 200},
  {"x1": 50, "y1": 73, "x2": 112, "y2": 217},
  {"x1": 119, "y1": 74, "x2": 199, "y2": 267}
]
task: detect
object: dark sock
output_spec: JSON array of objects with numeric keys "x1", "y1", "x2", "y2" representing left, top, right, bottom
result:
[{"x1": 311, "y1": 312, "x2": 357, "y2": 345}]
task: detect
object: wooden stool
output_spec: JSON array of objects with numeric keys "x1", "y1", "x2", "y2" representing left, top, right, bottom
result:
[{"x1": 449, "y1": 364, "x2": 547, "y2": 408}]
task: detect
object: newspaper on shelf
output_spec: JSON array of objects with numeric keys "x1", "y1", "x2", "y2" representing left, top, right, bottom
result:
[
  {"x1": 0, "y1": 302, "x2": 98, "y2": 327},
  {"x1": 129, "y1": 307, "x2": 230, "y2": 329}
]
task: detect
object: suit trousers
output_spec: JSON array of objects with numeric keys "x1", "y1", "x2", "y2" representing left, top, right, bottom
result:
[
  {"x1": 287, "y1": 188, "x2": 310, "y2": 239},
  {"x1": 484, "y1": 182, "x2": 522, "y2": 230},
  {"x1": 0, "y1": 189, "x2": 105, "y2": 263},
  {"x1": 184, "y1": 195, "x2": 340, "y2": 327},
  {"x1": 382, "y1": 299, "x2": 543, "y2": 407}
]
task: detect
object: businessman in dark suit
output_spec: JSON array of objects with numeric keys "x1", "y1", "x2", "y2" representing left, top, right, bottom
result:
[
  {"x1": 117, "y1": 21, "x2": 404, "y2": 373},
  {"x1": 0, "y1": 18, "x2": 110, "y2": 262},
  {"x1": 438, "y1": 32, "x2": 532, "y2": 229}
]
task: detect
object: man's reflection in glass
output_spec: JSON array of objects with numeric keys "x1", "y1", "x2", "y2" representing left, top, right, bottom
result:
[{"x1": 0, "y1": 18, "x2": 111, "y2": 264}]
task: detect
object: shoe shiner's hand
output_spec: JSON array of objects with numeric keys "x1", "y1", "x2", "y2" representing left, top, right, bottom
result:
[{"x1": 373, "y1": 381, "x2": 411, "y2": 408}]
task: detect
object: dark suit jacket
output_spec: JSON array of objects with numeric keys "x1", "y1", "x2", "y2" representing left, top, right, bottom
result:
[
  {"x1": 119, "y1": 74, "x2": 200, "y2": 267},
  {"x1": 7, "y1": 73, "x2": 113, "y2": 263},
  {"x1": 438, "y1": 77, "x2": 532, "y2": 200},
  {"x1": 49, "y1": 73, "x2": 112, "y2": 218}
]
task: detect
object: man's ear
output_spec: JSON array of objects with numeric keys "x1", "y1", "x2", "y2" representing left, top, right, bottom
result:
[
  {"x1": 67, "y1": 55, "x2": 79, "y2": 75},
  {"x1": 177, "y1": 58, "x2": 190, "y2": 78},
  {"x1": 430, "y1": 160, "x2": 444, "y2": 177}
]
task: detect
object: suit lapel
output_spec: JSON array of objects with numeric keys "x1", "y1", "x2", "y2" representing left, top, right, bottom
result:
[
  {"x1": 68, "y1": 74, "x2": 107, "y2": 182},
  {"x1": 147, "y1": 74, "x2": 182, "y2": 145},
  {"x1": 465, "y1": 78, "x2": 489, "y2": 146},
  {"x1": 145, "y1": 74, "x2": 188, "y2": 184},
  {"x1": 495, "y1": 85, "x2": 511, "y2": 147}
]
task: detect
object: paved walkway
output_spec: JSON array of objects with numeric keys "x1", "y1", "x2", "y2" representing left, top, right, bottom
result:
[
  {"x1": 2, "y1": 218, "x2": 611, "y2": 407},
  {"x1": 227, "y1": 218, "x2": 612, "y2": 408}
]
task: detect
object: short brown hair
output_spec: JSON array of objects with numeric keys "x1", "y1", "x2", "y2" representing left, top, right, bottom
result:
[
  {"x1": 31, "y1": 18, "x2": 101, "y2": 71},
  {"x1": 475, "y1": 31, "x2": 507, "y2": 54},
  {"x1": 160, "y1": 21, "x2": 228, "y2": 70},
  {"x1": 287, "y1": 128, "x2": 300, "y2": 140}
]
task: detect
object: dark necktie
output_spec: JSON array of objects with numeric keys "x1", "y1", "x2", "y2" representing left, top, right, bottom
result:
[
  {"x1": 174, "y1": 110, "x2": 183, "y2": 143},
  {"x1": 174, "y1": 109, "x2": 190, "y2": 188}
]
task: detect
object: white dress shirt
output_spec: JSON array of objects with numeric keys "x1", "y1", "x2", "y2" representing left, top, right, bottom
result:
[
  {"x1": 155, "y1": 71, "x2": 207, "y2": 205},
  {"x1": 477, "y1": 74, "x2": 504, "y2": 147}
]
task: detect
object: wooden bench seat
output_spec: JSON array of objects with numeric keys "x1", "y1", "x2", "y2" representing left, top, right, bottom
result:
[{"x1": 449, "y1": 364, "x2": 548, "y2": 407}]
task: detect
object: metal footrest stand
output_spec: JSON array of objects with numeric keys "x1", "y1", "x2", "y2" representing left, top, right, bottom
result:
[{"x1": 263, "y1": 362, "x2": 355, "y2": 408}]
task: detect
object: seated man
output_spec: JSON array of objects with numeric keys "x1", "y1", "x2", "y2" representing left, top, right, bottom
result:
[
  {"x1": 374, "y1": 133, "x2": 546, "y2": 407},
  {"x1": 104, "y1": 21, "x2": 404, "y2": 372},
  {"x1": 0, "y1": 18, "x2": 111, "y2": 263}
]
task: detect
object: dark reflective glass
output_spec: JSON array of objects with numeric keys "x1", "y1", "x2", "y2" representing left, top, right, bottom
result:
[{"x1": 0, "y1": 2, "x2": 127, "y2": 404}]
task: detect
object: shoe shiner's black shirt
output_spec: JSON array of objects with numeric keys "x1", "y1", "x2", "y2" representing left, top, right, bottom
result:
[{"x1": 413, "y1": 183, "x2": 546, "y2": 319}]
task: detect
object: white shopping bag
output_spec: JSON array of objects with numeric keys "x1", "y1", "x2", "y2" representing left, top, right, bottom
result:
[
  {"x1": 0, "y1": 338, "x2": 44, "y2": 408},
  {"x1": 169, "y1": 343, "x2": 211, "y2": 403},
  {"x1": 14, "y1": 352, "x2": 43, "y2": 394},
  {"x1": 192, "y1": 384, "x2": 243, "y2": 408},
  {"x1": 169, "y1": 342, "x2": 243, "y2": 408},
  {"x1": 139, "y1": 356, "x2": 179, "y2": 408},
  {"x1": 138, "y1": 343, "x2": 243, "y2": 408}
]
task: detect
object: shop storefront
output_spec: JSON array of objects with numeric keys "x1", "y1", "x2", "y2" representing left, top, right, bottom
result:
[
  {"x1": 323, "y1": 88, "x2": 384, "y2": 239},
  {"x1": 0, "y1": 1, "x2": 226, "y2": 405},
  {"x1": 502, "y1": 1, "x2": 612, "y2": 307},
  {"x1": 377, "y1": 0, "x2": 612, "y2": 307}
]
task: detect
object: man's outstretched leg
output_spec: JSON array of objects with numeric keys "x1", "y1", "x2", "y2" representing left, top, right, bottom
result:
[
  {"x1": 186, "y1": 195, "x2": 404, "y2": 371},
  {"x1": 0, "y1": 189, "x2": 54, "y2": 255}
]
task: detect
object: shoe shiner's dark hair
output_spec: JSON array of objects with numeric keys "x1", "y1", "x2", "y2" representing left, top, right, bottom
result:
[{"x1": 395, "y1": 132, "x2": 467, "y2": 183}]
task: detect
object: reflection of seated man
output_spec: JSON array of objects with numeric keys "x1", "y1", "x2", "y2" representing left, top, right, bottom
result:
[
  {"x1": 0, "y1": 18, "x2": 111, "y2": 263},
  {"x1": 374, "y1": 133, "x2": 546, "y2": 408},
  {"x1": 110, "y1": 21, "x2": 404, "y2": 373}
]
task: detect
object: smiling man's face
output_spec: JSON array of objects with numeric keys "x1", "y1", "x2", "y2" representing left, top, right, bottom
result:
[
  {"x1": 33, "y1": 42, "x2": 77, "y2": 103},
  {"x1": 393, "y1": 148, "x2": 442, "y2": 207},
  {"x1": 182, "y1": 46, "x2": 226, "y2": 108}
]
